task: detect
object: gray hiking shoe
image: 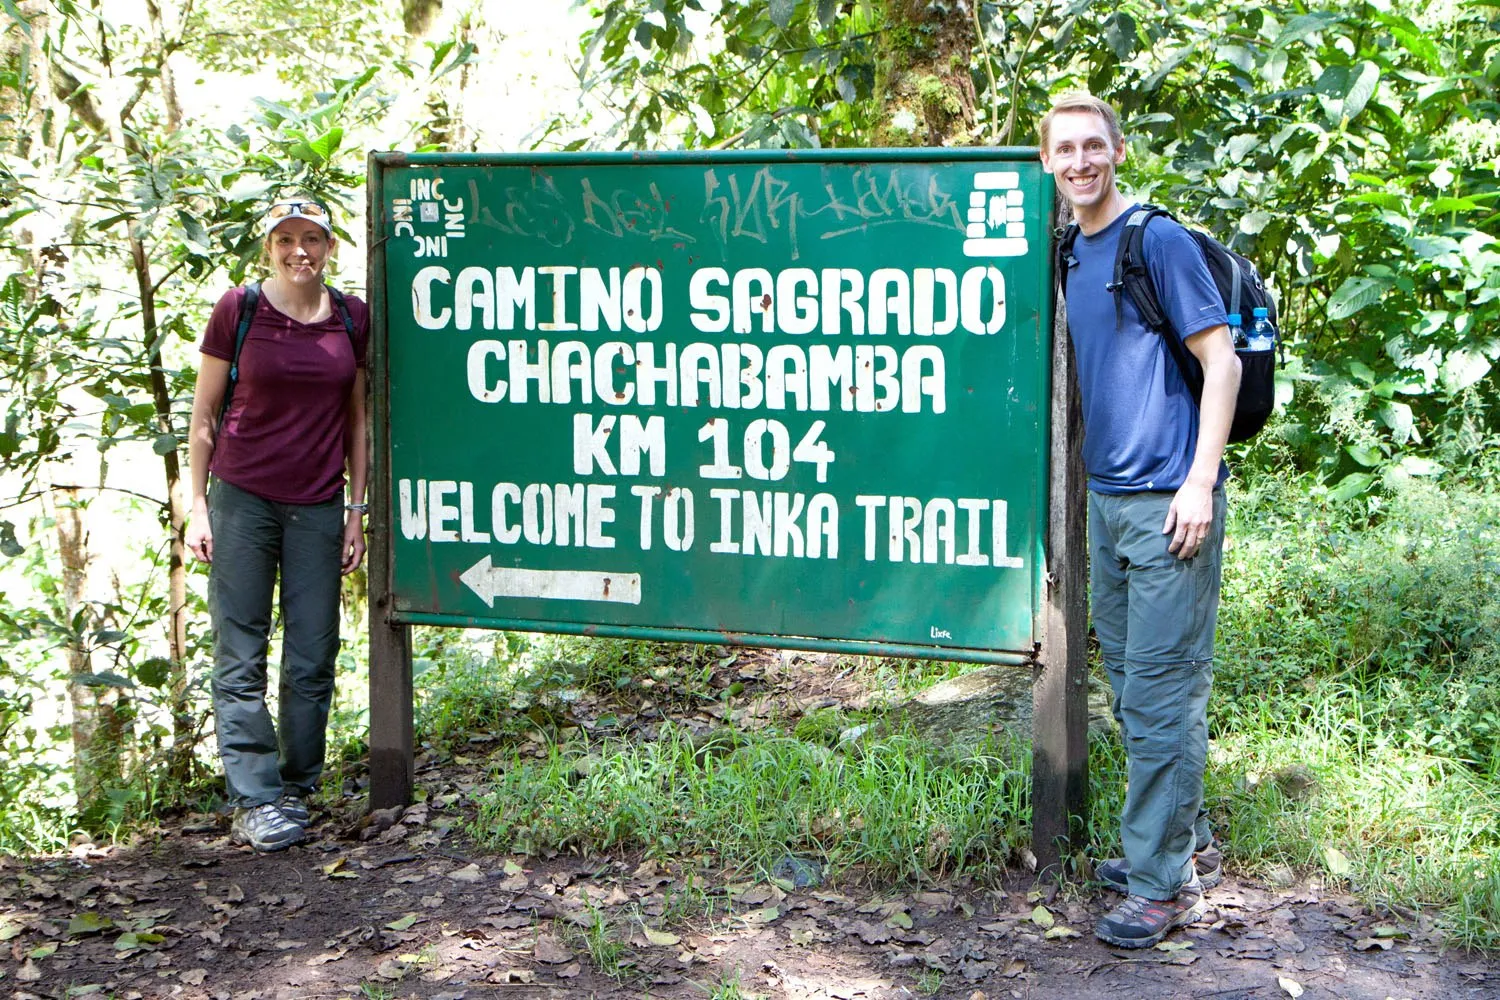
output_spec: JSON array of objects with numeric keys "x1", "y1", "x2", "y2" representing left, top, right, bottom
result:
[
  {"x1": 1096, "y1": 840, "x2": 1223, "y2": 893},
  {"x1": 277, "y1": 794, "x2": 310, "y2": 828},
  {"x1": 1095, "y1": 874, "x2": 1207, "y2": 949},
  {"x1": 230, "y1": 803, "x2": 305, "y2": 852}
]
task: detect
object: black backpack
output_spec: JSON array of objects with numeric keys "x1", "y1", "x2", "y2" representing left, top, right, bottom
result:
[
  {"x1": 216, "y1": 282, "x2": 357, "y2": 431},
  {"x1": 1058, "y1": 205, "x2": 1278, "y2": 443}
]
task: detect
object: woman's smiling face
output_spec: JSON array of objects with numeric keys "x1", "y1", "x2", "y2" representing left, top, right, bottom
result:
[{"x1": 267, "y1": 217, "x2": 332, "y2": 286}]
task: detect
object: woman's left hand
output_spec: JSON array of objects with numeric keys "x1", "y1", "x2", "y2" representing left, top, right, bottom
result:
[{"x1": 341, "y1": 512, "x2": 366, "y2": 575}]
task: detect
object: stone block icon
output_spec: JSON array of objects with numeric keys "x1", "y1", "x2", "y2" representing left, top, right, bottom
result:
[{"x1": 963, "y1": 171, "x2": 1028, "y2": 258}]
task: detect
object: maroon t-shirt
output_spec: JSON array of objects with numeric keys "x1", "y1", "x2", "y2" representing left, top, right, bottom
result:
[{"x1": 200, "y1": 286, "x2": 369, "y2": 504}]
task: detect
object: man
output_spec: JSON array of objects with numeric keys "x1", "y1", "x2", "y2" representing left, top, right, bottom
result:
[{"x1": 1038, "y1": 93, "x2": 1242, "y2": 949}]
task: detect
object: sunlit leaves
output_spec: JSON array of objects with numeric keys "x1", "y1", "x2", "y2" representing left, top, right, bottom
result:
[
  {"x1": 561, "y1": 0, "x2": 880, "y2": 150},
  {"x1": 1327, "y1": 277, "x2": 1388, "y2": 320},
  {"x1": 1341, "y1": 62, "x2": 1381, "y2": 124}
]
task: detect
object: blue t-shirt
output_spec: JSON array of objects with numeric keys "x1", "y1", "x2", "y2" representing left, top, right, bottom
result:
[{"x1": 1066, "y1": 208, "x2": 1228, "y2": 494}]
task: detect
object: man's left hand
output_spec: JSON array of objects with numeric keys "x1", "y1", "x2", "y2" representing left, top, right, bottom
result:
[{"x1": 1163, "y1": 481, "x2": 1215, "y2": 559}]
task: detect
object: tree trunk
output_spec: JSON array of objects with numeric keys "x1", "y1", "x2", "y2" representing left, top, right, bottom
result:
[
  {"x1": 144, "y1": 0, "x2": 182, "y2": 130},
  {"x1": 130, "y1": 236, "x2": 195, "y2": 784},
  {"x1": 48, "y1": 487, "x2": 132, "y2": 826},
  {"x1": 873, "y1": 1, "x2": 978, "y2": 147}
]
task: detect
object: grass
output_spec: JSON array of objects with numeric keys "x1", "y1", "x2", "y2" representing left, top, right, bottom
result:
[
  {"x1": 1204, "y1": 472, "x2": 1500, "y2": 948},
  {"x1": 470, "y1": 723, "x2": 1030, "y2": 882},
  {"x1": 568, "y1": 902, "x2": 632, "y2": 980},
  {"x1": 695, "y1": 967, "x2": 757, "y2": 999}
]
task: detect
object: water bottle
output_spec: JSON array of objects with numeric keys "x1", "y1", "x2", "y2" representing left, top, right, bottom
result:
[
  {"x1": 1247, "y1": 307, "x2": 1276, "y2": 351},
  {"x1": 1226, "y1": 312, "x2": 1246, "y2": 349}
]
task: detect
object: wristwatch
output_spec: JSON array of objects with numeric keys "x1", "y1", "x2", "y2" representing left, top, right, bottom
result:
[{"x1": 345, "y1": 502, "x2": 369, "y2": 514}]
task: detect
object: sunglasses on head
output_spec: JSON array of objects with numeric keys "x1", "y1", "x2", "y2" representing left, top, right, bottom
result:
[{"x1": 267, "y1": 201, "x2": 329, "y2": 220}]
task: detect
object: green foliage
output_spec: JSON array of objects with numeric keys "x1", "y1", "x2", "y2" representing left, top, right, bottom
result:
[
  {"x1": 1197, "y1": 470, "x2": 1500, "y2": 946},
  {"x1": 556, "y1": 0, "x2": 883, "y2": 150},
  {"x1": 1219, "y1": 469, "x2": 1500, "y2": 769},
  {"x1": 412, "y1": 629, "x2": 532, "y2": 750}
]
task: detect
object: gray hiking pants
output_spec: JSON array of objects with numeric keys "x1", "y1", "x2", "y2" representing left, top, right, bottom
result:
[
  {"x1": 208, "y1": 478, "x2": 343, "y2": 808},
  {"x1": 1089, "y1": 487, "x2": 1224, "y2": 900}
]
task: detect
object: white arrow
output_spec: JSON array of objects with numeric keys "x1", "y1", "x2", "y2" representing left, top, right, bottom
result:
[{"x1": 459, "y1": 556, "x2": 643, "y2": 607}]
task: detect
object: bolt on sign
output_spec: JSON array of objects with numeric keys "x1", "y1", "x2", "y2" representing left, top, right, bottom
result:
[{"x1": 369, "y1": 149, "x2": 1054, "y2": 663}]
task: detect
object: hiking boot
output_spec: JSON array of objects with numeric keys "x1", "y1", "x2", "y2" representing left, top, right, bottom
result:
[
  {"x1": 1095, "y1": 875, "x2": 1207, "y2": 949},
  {"x1": 277, "y1": 794, "x2": 310, "y2": 828},
  {"x1": 230, "y1": 803, "x2": 305, "y2": 852},
  {"x1": 1096, "y1": 840, "x2": 1223, "y2": 893}
]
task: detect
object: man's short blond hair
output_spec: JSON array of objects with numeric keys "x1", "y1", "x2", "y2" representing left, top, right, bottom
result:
[{"x1": 1037, "y1": 92, "x2": 1123, "y2": 154}]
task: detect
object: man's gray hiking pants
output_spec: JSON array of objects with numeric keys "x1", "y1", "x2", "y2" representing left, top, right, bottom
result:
[{"x1": 1089, "y1": 486, "x2": 1225, "y2": 901}]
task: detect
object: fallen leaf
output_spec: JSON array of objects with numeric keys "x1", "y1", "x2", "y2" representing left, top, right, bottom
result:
[
  {"x1": 0, "y1": 921, "x2": 24, "y2": 941},
  {"x1": 1001, "y1": 958, "x2": 1025, "y2": 978},
  {"x1": 886, "y1": 910, "x2": 914, "y2": 930},
  {"x1": 503, "y1": 859, "x2": 525, "y2": 876},
  {"x1": 180, "y1": 970, "x2": 207, "y2": 986},
  {"x1": 1279, "y1": 977, "x2": 1305, "y2": 997},
  {"x1": 306, "y1": 949, "x2": 348, "y2": 966},
  {"x1": 1170, "y1": 952, "x2": 1200, "y2": 966},
  {"x1": 28, "y1": 943, "x2": 57, "y2": 959},
  {"x1": 376, "y1": 959, "x2": 409, "y2": 980},
  {"x1": 557, "y1": 961, "x2": 582, "y2": 978},
  {"x1": 385, "y1": 914, "x2": 419, "y2": 931},
  {"x1": 17, "y1": 959, "x2": 41, "y2": 981},
  {"x1": 1372, "y1": 924, "x2": 1404, "y2": 938},
  {"x1": 1030, "y1": 905, "x2": 1054, "y2": 929},
  {"x1": 534, "y1": 935, "x2": 573, "y2": 964},
  {"x1": 643, "y1": 927, "x2": 680, "y2": 946},
  {"x1": 1354, "y1": 937, "x2": 1394, "y2": 951},
  {"x1": 740, "y1": 906, "x2": 781, "y2": 925},
  {"x1": 1044, "y1": 925, "x2": 1081, "y2": 939},
  {"x1": 446, "y1": 864, "x2": 482, "y2": 882},
  {"x1": 1324, "y1": 847, "x2": 1352, "y2": 878},
  {"x1": 321, "y1": 858, "x2": 348, "y2": 876},
  {"x1": 67, "y1": 912, "x2": 115, "y2": 936},
  {"x1": 114, "y1": 931, "x2": 164, "y2": 951},
  {"x1": 1155, "y1": 940, "x2": 1195, "y2": 952}
]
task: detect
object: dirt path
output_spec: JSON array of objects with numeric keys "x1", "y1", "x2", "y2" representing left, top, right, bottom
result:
[{"x1": 2, "y1": 787, "x2": 1494, "y2": 1000}]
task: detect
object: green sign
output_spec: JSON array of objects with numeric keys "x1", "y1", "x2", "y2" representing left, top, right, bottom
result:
[{"x1": 370, "y1": 149, "x2": 1053, "y2": 662}]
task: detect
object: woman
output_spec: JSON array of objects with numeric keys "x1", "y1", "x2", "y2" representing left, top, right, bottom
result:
[{"x1": 186, "y1": 198, "x2": 369, "y2": 852}]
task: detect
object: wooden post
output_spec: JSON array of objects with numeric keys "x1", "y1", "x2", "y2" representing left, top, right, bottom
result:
[
  {"x1": 366, "y1": 154, "x2": 414, "y2": 812},
  {"x1": 1031, "y1": 211, "x2": 1090, "y2": 878}
]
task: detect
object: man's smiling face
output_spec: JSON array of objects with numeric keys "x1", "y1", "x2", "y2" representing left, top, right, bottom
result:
[{"x1": 1040, "y1": 110, "x2": 1126, "y2": 212}]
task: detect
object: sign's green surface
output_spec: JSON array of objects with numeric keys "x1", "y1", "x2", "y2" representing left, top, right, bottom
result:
[{"x1": 372, "y1": 150, "x2": 1053, "y2": 660}]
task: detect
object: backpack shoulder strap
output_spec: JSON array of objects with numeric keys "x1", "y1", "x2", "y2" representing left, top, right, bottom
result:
[
  {"x1": 325, "y1": 284, "x2": 356, "y2": 339},
  {"x1": 1114, "y1": 205, "x2": 1171, "y2": 330},
  {"x1": 1056, "y1": 222, "x2": 1081, "y2": 296},
  {"x1": 1118, "y1": 206, "x2": 1204, "y2": 400},
  {"x1": 228, "y1": 282, "x2": 260, "y2": 382},
  {"x1": 218, "y1": 282, "x2": 261, "y2": 431}
]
